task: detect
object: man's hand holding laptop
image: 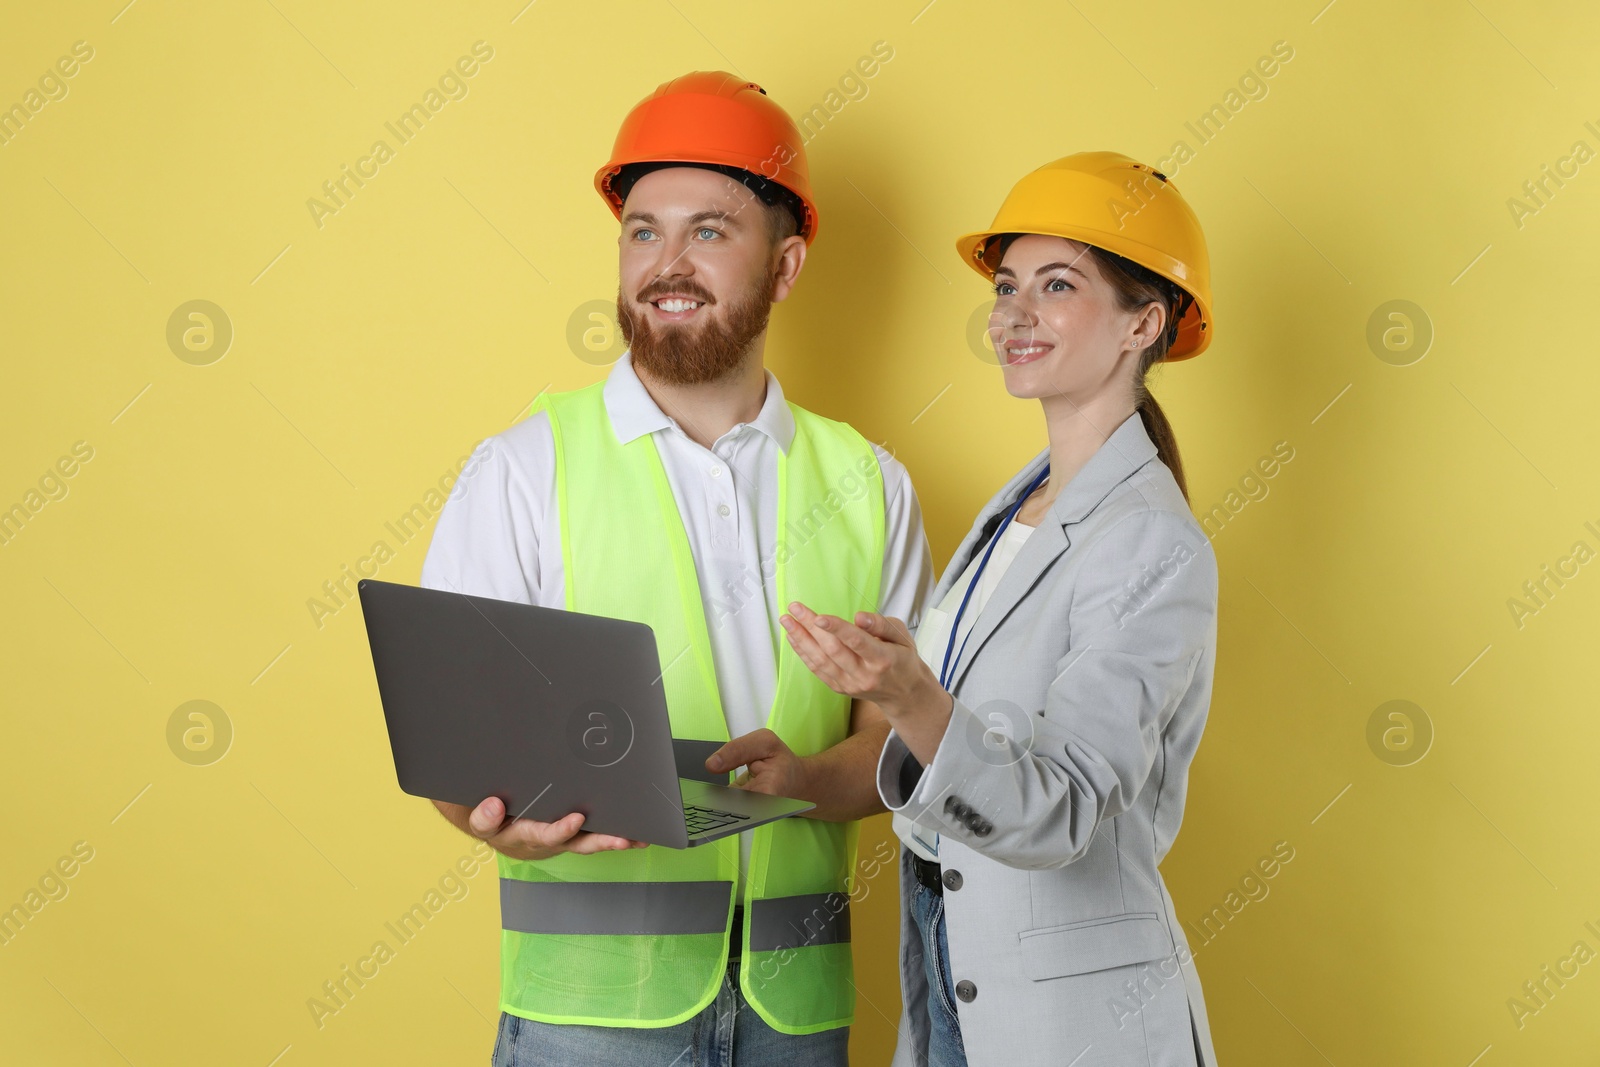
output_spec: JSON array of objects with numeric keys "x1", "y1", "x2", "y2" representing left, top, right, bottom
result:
[{"x1": 435, "y1": 798, "x2": 649, "y2": 861}]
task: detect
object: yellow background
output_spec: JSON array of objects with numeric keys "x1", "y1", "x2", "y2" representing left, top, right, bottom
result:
[{"x1": 3, "y1": 0, "x2": 1598, "y2": 1063}]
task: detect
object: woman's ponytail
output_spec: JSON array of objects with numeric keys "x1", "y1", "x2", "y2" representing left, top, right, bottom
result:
[
  {"x1": 1084, "y1": 246, "x2": 1192, "y2": 502},
  {"x1": 1135, "y1": 391, "x2": 1186, "y2": 501}
]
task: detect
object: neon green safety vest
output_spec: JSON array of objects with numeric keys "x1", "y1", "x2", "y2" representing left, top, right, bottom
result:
[{"x1": 496, "y1": 380, "x2": 885, "y2": 1034}]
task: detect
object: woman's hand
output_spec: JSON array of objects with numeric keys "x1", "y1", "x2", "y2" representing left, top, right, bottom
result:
[{"x1": 780, "y1": 603, "x2": 954, "y2": 765}]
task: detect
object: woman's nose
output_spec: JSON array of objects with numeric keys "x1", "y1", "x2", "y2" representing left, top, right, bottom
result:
[{"x1": 991, "y1": 300, "x2": 1038, "y2": 338}]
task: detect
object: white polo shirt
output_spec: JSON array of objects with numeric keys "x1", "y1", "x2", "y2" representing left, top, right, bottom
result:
[{"x1": 420, "y1": 351, "x2": 935, "y2": 886}]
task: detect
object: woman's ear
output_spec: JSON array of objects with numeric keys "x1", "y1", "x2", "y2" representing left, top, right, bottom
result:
[{"x1": 1129, "y1": 301, "x2": 1165, "y2": 352}]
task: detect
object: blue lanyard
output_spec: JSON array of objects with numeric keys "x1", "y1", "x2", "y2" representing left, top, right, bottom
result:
[{"x1": 938, "y1": 464, "x2": 1051, "y2": 691}]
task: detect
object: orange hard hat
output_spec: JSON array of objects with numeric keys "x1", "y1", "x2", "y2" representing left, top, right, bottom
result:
[{"x1": 595, "y1": 71, "x2": 819, "y2": 245}]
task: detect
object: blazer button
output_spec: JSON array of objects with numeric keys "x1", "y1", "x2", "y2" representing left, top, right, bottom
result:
[
  {"x1": 955, "y1": 979, "x2": 977, "y2": 1002},
  {"x1": 942, "y1": 869, "x2": 963, "y2": 891}
]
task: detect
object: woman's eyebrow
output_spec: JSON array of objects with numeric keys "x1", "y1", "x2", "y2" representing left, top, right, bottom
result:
[
  {"x1": 1034, "y1": 261, "x2": 1087, "y2": 278},
  {"x1": 993, "y1": 261, "x2": 1087, "y2": 279}
]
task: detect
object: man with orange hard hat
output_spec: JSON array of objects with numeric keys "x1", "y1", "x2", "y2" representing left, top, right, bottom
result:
[{"x1": 420, "y1": 71, "x2": 934, "y2": 1065}]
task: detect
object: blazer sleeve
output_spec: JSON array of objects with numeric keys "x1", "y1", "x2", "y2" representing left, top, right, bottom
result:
[{"x1": 877, "y1": 507, "x2": 1218, "y2": 870}]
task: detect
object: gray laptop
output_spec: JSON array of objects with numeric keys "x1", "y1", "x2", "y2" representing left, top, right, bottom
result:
[{"x1": 357, "y1": 578, "x2": 814, "y2": 848}]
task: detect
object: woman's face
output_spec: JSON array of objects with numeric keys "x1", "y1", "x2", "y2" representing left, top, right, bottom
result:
[{"x1": 988, "y1": 234, "x2": 1159, "y2": 407}]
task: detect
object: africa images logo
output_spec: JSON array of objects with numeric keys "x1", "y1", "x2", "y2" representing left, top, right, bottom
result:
[{"x1": 566, "y1": 700, "x2": 634, "y2": 769}]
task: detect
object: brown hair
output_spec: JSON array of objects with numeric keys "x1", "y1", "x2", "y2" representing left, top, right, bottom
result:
[{"x1": 992, "y1": 234, "x2": 1194, "y2": 501}]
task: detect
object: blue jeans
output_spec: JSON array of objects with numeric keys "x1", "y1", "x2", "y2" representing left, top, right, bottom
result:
[
  {"x1": 490, "y1": 960, "x2": 849, "y2": 1067},
  {"x1": 905, "y1": 851, "x2": 968, "y2": 1067}
]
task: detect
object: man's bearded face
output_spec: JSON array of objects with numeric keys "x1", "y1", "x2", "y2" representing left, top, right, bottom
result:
[
  {"x1": 615, "y1": 166, "x2": 785, "y2": 385},
  {"x1": 618, "y1": 268, "x2": 775, "y2": 386}
]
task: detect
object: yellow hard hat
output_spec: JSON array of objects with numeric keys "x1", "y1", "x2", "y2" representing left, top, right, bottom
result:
[{"x1": 955, "y1": 151, "x2": 1214, "y2": 360}]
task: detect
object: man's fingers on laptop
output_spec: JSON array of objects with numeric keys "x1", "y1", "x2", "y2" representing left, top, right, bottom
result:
[
  {"x1": 522, "y1": 811, "x2": 583, "y2": 842},
  {"x1": 479, "y1": 812, "x2": 638, "y2": 859},
  {"x1": 565, "y1": 831, "x2": 649, "y2": 854},
  {"x1": 714, "y1": 729, "x2": 806, "y2": 798},
  {"x1": 468, "y1": 795, "x2": 507, "y2": 837},
  {"x1": 707, "y1": 729, "x2": 778, "y2": 774}
]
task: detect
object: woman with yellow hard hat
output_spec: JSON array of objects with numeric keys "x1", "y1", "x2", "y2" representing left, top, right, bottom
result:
[{"x1": 779, "y1": 153, "x2": 1222, "y2": 1066}]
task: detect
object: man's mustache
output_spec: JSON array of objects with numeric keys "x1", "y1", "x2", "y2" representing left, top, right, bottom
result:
[{"x1": 635, "y1": 281, "x2": 716, "y2": 305}]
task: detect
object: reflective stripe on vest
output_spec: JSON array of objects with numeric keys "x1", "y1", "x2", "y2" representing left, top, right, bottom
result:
[
  {"x1": 501, "y1": 879, "x2": 851, "y2": 950},
  {"x1": 501, "y1": 879, "x2": 733, "y2": 935},
  {"x1": 494, "y1": 380, "x2": 884, "y2": 1034}
]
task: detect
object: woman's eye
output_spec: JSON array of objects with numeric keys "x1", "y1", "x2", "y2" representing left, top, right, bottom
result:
[
  {"x1": 992, "y1": 282, "x2": 1015, "y2": 296},
  {"x1": 1047, "y1": 278, "x2": 1074, "y2": 292}
]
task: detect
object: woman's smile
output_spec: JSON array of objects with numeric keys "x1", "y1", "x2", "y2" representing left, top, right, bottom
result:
[{"x1": 1002, "y1": 338, "x2": 1055, "y2": 365}]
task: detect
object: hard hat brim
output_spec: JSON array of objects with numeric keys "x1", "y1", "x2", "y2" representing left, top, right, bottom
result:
[
  {"x1": 955, "y1": 225, "x2": 1212, "y2": 361},
  {"x1": 954, "y1": 153, "x2": 1214, "y2": 361},
  {"x1": 596, "y1": 157, "x2": 818, "y2": 245}
]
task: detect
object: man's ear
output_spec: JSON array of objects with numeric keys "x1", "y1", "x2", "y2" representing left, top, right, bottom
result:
[{"x1": 770, "y1": 234, "x2": 807, "y2": 303}]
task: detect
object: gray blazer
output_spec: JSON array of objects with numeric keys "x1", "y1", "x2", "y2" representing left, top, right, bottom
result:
[{"x1": 878, "y1": 412, "x2": 1220, "y2": 1067}]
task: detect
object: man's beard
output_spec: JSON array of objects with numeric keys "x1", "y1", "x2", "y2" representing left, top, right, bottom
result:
[{"x1": 617, "y1": 271, "x2": 775, "y2": 386}]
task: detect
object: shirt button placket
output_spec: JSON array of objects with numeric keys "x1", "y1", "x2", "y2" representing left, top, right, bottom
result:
[{"x1": 711, "y1": 446, "x2": 737, "y2": 548}]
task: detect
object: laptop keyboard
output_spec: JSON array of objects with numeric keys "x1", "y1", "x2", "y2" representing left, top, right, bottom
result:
[{"x1": 684, "y1": 805, "x2": 751, "y2": 836}]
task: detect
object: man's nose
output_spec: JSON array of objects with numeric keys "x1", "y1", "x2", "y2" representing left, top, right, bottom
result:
[{"x1": 646, "y1": 236, "x2": 697, "y2": 283}]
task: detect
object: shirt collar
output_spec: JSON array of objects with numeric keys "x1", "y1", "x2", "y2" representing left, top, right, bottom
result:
[{"x1": 603, "y1": 350, "x2": 797, "y2": 454}]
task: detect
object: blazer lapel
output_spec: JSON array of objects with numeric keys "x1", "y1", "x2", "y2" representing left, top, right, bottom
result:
[
  {"x1": 945, "y1": 412, "x2": 1159, "y2": 694},
  {"x1": 929, "y1": 450, "x2": 1050, "y2": 607}
]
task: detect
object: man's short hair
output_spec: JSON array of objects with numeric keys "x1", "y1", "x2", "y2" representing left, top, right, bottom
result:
[{"x1": 612, "y1": 161, "x2": 803, "y2": 246}]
